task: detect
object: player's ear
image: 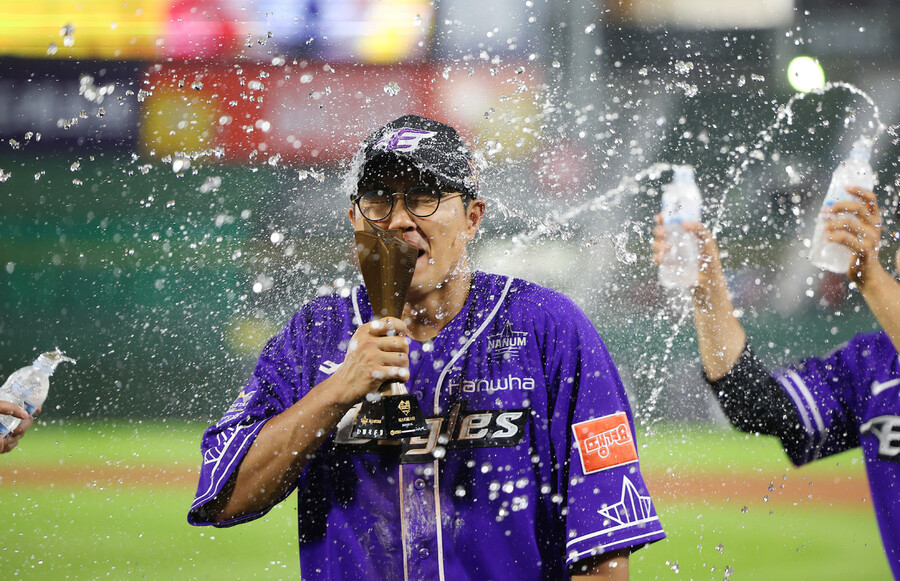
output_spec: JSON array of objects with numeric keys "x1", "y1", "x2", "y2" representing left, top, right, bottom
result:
[{"x1": 464, "y1": 198, "x2": 485, "y2": 242}]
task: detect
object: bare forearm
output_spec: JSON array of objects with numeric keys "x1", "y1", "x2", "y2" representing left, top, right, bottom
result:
[
  {"x1": 693, "y1": 280, "x2": 746, "y2": 381},
  {"x1": 859, "y1": 266, "x2": 900, "y2": 354},
  {"x1": 213, "y1": 376, "x2": 352, "y2": 522},
  {"x1": 571, "y1": 549, "x2": 629, "y2": 580}
]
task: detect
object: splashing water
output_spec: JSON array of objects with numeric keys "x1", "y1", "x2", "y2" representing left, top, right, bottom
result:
[
  {"x1": 717, "y1": 82, "x2": 886, "y2": 228},
  {"x1": 476, "y1": 82, "x2": 888, "y2": 426}
]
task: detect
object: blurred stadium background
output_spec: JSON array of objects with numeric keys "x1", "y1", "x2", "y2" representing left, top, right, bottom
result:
[
  {"x1": 1, "y1": 0, "x2": 898, "y2": 422},
  {"x1": 0, "y1": 0, "x2": 898, "y2": 578}
]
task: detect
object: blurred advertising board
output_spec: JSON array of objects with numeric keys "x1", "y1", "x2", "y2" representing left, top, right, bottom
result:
[
  {"x1": 0, "y1": 60, "x2": 140, "y2": 146},
  {"x1": 140, "y1": 61, "x2": 543, "y2": 164},
  {"x1": 0, "y1": 0, "x2": 433, "y2": 63}
]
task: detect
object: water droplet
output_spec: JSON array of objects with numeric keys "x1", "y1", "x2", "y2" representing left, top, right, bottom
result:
[
  {"x1": 674, "y1": 60, "x2": 694, "y2": 75},
  {"x1": 47, "y1": 43, "x2": 58, "y2": 55},
  {"x1": 199, "y1": 176, "x2": 222, "y2": 194},
  {"x1": 383, "y1": 82, "x2": 401, "y2": 97},
  {"x1": 172, "y1": 157, "x2": 190, "y2": 173},
  {"x1": 0, "y1": 169, "x2": 10, "y2": 182}
]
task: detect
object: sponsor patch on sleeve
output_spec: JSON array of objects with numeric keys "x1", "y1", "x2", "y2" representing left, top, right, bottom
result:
[{"x1": 572, "y1": 412, "x2": 638, "y2": 475}]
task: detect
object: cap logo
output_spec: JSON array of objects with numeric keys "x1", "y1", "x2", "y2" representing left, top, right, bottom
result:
[{"x1": 374, "y1": 127, "x2": 436, "y2": 153}]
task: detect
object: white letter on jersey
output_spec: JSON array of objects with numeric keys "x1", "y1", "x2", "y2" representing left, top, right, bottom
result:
[
  {"x1": 493, "y1": 411, "x2": 525, "y2": 439},
  {"x1": 459, "y1": 413, "x2": 492, "y2": 440},
  {"x1": 860, "y1": 415, "x2": 900, "y2": 460}
]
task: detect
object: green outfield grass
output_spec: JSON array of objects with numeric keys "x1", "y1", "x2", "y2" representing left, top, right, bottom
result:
[{"x1": 0, "y1": 421, "x2": 891, "y2": 579}]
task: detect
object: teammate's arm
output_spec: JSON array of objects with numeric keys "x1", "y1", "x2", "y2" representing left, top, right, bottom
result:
[
  {"x1": 652, "y1": 216, "x2": 745, "y2": 380},
  {"x1": 652, "y1": 217, "x2": 801, "y2": 443},
  {"x1": 570, "y1": 549, "x2": 629, "y2": 580},
  {"x1": 826, "y1": 187, "x2": 900, "y2": 353},
  {"x1": 204, "y1": 318, "x2": 410, "y2": 524}
]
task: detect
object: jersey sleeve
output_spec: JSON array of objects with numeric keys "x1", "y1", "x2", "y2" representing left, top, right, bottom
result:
[
  {"x1": 769, "y1": 337, "x2": 866, "y2": 466},
  {"x1": 541, "y1": 296, "x2": 666, "y2": 569},
  {"x1": 706, "y1": 345, "x2": 811, "y2": 463},
  {"x1": 188, "y1": 315, "x2": 307, "y2": 527}
]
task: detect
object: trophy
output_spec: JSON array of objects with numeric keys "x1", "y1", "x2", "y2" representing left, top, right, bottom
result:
[{"x1": 350, "y1": 222, "x2": 429, "y2": 440}]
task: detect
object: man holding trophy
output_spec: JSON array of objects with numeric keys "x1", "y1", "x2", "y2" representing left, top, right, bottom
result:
[{"x1": 189, "y1": 115, "x2": 665, "y2": 579}]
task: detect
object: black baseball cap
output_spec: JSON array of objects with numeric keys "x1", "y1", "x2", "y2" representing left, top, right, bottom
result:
[{"x1": 353, "y1": 115, "x2": 479, "y2": 197}]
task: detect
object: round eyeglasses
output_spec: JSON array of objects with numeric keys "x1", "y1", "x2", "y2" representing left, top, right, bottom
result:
[{"x1": 353, "y1": 186, "x2": 464, "y2": 222}]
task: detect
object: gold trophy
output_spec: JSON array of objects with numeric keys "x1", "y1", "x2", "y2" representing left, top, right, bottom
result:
[{"x1": 350, "y1": 222, "x2": 429, "y2": 439}]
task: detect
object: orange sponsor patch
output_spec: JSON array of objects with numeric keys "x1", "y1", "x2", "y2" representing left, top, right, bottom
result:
[{"x1": 572, "y1": 412, "x2": 638, "y2": 474}]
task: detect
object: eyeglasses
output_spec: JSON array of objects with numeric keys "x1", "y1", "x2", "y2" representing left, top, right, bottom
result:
[{"x1": 353, "y1": 186, "x2": 464, "y2": 222}]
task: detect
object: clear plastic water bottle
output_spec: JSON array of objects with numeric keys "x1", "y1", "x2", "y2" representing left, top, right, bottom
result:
[
  {"x1": 809, "y1": 138, "x2": 877, "y2": 274},
  {"x1": 659, "y1": 165, "x2": 703, "y2": 290},
  {"x1": 0, "y1": 349, "x2": 75, "y2": 438}
]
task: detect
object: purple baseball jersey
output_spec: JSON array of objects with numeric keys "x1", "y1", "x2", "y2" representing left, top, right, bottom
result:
[
  {"x1": 771, "y1": 330, "x2": 899, "y2": 576},
  {"x1": 189, "y1": 271, "x2": 665, "y2": 579}
]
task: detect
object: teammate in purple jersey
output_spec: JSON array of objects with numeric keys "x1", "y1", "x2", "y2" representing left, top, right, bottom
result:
[
  {"x1": 654, "y1": 185, "x2": 900, "y2": 577},
  {"x1": 189, "y1": 115, "x2": 665, "y2": 580}
]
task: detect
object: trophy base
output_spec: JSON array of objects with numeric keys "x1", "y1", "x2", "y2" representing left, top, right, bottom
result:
[{"x1": 351, "y1": 394, "x2": 429, "y2": 440}]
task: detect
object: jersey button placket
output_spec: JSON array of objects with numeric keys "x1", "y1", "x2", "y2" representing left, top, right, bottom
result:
[{"x1": 403, "y1": 464, "x2": 438, "y2": 580}]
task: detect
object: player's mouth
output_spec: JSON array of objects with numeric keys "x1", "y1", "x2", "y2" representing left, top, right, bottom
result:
[{"x1": 414, "y1": 248, "x2": 429, "y2": 268}]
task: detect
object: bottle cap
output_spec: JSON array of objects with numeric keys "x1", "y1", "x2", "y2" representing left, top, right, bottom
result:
[
  {"x1": 35, "y1": 349, "x2": 76, "y2": 375},
  {"x1": 672, "y1": 164, "x2": 695, "y2": 181}
]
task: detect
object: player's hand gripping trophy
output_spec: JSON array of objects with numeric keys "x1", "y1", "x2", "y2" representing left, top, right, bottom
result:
[{"x1": 350, "y1": 221, "x2": 429, "y2": 439}]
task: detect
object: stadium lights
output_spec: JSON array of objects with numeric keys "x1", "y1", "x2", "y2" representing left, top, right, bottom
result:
[{"x1": 787, "y1": 56, "x2": 826, "y2": 93}]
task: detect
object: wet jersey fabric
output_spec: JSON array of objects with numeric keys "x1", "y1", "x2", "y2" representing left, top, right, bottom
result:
[
  {"x1": 771, "y1": 330, "x2": 899, "y2": 577},
  {"x1": 189, "y1": 271, "x2": 665, "y2": 580}
]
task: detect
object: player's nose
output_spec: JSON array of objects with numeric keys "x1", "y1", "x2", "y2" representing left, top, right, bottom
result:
[{"x1": 387, "y1": 197, "x2": 417, "y2": 231}]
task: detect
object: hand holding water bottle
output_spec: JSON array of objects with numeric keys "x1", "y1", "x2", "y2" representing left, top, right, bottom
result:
[
  {"x1": 0, "y1": 349, "x2": 75, "y2": 451},
  {"x1": 810, "y1": 138, "x2": 878, "y2": 273},
  {"x1": 657, "y1": 165, "x2": 703, "y2": 289},
  {"x1": 820, "y1": 186, "x2": 884, "y2": 285},
  {"x1": 653, "y1": 215, "x2": 747, "y2": 380},
  {"x1": 653, "y1": 215, "x2": 728, "y2": 303},
  {"x1": 0, "y1": 401, "x2": 34, "y2": 453}
]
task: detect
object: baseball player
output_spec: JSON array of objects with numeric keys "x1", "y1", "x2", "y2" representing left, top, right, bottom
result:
[
  {"x1": 653, "y1": 186, "x2": 899, "y2": 577},
  {"x1": 189, "y1": 115, "x2": 666, "y2": 579}
]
